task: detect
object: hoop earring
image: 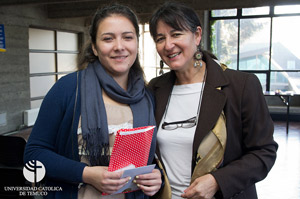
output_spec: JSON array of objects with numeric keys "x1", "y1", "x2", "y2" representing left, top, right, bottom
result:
[
  {"x1": 159, "y1": 60, "x2": 164, "y2": 75},
  {"x1": 194, "y1": 48, "x2": 203, "y2": 68}
]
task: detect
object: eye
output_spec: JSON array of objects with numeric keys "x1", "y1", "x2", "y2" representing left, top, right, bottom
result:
[
  {"x1": 124, "y1": 36, "x2": 134, "y2": 40},
  {"x1": 103, "y1": 37, "x2": 113, "y2": 42},
  {"x1": 155, "y1": 36, "x2": 165, "y2": 43},
  {"x1": 172, "y1": 33, "x2": 182, "y2": 37},
  {"x1": 122, "y1": 32, "x2": 135, "y2": 41}
]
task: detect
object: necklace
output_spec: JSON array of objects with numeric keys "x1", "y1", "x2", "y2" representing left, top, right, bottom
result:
[
  {"x1": 161, "y1": 66, "x2": 207, "y2": 130},
  {"x1": 194, "y1": 66, "x2": 207, "y2": 125}
]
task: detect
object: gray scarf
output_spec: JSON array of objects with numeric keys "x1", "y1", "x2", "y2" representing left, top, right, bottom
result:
[{"x1": 81, "y1": 60, "x2": 155, "y2": 166}]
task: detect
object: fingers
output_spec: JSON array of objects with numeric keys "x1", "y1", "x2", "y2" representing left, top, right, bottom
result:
[
  {"x1": 133, "y1": 169, "x2": 162, "y2": 196},
  {"x1": 137, "y1": 183, "x2": 160, "y2": 196},
  {"x1": 181, "y1": 179, "x2": 198, "y2": 198},
  {"x1": 181, "y1": 174, "x2": 219, "y2": 199},
  {"x1": 103, "y1": 179, "x2": 130, "y2": 194},
  {"x1": 181, "y1": 190, "x2": 196, "y2": 199},
  {"x1": 84, "y1": 166, "x2": 130, "y2": 194},
  {"x1": 135, "y1": 169, "x2": 161, "y2": 180},
  {"x1": 101, "y1": 176, "x2": 131, "y2": 194},
  {"x1": 101, "y1": 171, "x2": 130, "y2": 194},
  {"x1": 134, "y1": 169, "x2": 161, "y2": 185},
  {"x1": 103, "y1": 169, "x2": 123, "y2": 179}
]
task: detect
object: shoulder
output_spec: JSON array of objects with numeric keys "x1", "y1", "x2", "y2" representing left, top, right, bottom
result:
[
  {"x1": 54, "y1": 71, "x2": 80, "y2": 91},
  {"x1": 214, "y1": 60, "x2": 259, "y2": 86},
  {"x1": 212, "y1": 59, "x2": 255, "y2": 83},
  {"x1": 211, "y1": 61, "x2": 262, "y2": 98},
  {"x1": 148, "y1": 71, "x2": 173, "y2": 90},
  {"x1": 44, "y1": 71, "x2": 80, "y2": 103},
  {"x1": 224, "y1": 68, "x2": 260, "y2": 86},
  {"x1": 36, "y1": 71, "x2": 80, "y2": 124},
  {"x1": 222, "y1": 68, "x2": 263, "y2": 105}
]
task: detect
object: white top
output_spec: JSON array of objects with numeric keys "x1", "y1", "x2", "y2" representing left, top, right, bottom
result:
[{"x1": 157, "y1": 83, "x2": 204, "y2": 199}]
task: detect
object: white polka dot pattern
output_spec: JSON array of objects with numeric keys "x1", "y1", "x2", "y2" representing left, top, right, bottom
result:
[{"x1": 108, "y1": 126, "x2": 155, "y2": 172}]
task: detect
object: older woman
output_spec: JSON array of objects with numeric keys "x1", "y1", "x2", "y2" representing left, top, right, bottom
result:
[{"x1": 147, "y1": 2, "x2": 278, "y2": 199}]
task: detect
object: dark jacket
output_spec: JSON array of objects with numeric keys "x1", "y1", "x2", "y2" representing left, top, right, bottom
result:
[
  {"x1": 24, "y1": 71, "x2": 157, "y2": 199},
  {"x1": 148, "y1": 52, "x2": 278, "y2": 199}
]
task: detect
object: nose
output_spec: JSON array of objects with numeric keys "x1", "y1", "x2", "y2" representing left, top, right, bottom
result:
[
  {"x1": 164, "y1": 37, "x2": 174, "y2": 51},
  {"x1": 114, "y1": 38, "x2": 125, "y2": 51}
]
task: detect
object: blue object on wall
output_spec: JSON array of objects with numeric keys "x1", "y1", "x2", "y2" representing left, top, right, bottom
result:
[{"x1": 0, "y1": 24, "x2": 6, "y2": 52}]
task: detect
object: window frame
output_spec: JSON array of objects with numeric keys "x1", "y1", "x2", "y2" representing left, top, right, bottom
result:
[
  {"x1": 209, "y1": 6, "x2": 300, "y2": 92},
  {"x1": 29, "y1": 27, "x2": 81, "y2": 107}
]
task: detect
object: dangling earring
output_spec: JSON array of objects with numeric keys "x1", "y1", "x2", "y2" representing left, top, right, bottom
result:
[
  {"x1": 194, "y1": 47, "x2": 203, "y2": 68},
  {"x1": 159, "y1": 60, "x2": 164, "y2": 75}
]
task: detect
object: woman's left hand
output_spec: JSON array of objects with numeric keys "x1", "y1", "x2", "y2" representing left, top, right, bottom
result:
[
  {"x1": 133, "y1": 168, "x2": 162, "y2": 196},
  {"x1": 181, "y1": 174, "x2": 219, "y2": 199}
]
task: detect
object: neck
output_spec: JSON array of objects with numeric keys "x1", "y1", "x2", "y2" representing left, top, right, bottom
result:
[{"x1": 175, "y1": 61, "x2": 206, "y2": 85}]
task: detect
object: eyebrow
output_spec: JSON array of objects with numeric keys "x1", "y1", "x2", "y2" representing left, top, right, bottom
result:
[
  {"x1": 100, "y1": 31, "x2": 135, "y2": 37},
  {"x1": 156, "y1": 29, "x2": 179, "y2": 37},
  {"x1": 122, "y1": 31, "x2": 135, "y2": 35}
]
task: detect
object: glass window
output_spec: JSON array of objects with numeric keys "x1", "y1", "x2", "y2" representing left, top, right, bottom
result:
[
  {"x1": 255, "y1": 73, "x2": 267, "y2": 92},
  {"x1": 274, "y1": 5, "x2": 300, "y2": 14},
  {"x1": 211, "y1": 19, "x2": 238, "y2": 69},
  {"x1": 29, "y1": 53, "x2": 56, "y2": 73},
  {"x1": 210, "y1": 5, "x2": 300, "y2": 93},
  {"x1": 139, "y1": 24, "x2": 160, "y2": 82},
  {"x1": 57, "y1": 31, "x2": 78, "y2": 51},
  {"x1": 272, "y1": 16, "x2": 300, "y2": 71},
  {"x1": 29, "y1": 28, "x2": 55, "y2": 50},
  {"x1": 30, "y1": 76, "x2": 56, "y2": 98},
  {"x1": 242, "y1": 6, "x2": 269, "y2": 16},
  {"x1": 57, "y1": 53, "x2": 78, "y2": 72},
  {"x1": 239, "y1": 18, "x2": 270, "y2": 70},
  {"x1": 211, "y1": 9, "x2": 237, "y2": 17},
  {"x1": 29, "y1": 28, "x2": 79, "y2": 108},
  {"x1": 143, "y1": 31, "x2": 157, "y2": 68},
  {"x1": 287, "y1": 61, "x2": 296, "y2": 70},
  {"x1": 270, "y1": 72, "x2": 300, "y2": 93}
]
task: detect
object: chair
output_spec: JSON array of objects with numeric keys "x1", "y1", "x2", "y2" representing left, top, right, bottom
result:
[
  {"x1": 0, "y1": 135, "x2": 33, "y2": 199},
  {"x1": 0, "y1": 135, "x2": 26, "y2": 167}
]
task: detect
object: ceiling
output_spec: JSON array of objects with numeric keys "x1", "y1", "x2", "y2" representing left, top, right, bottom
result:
[
  {"x1": 0, "y1": 0, "x2": 173, "y2": 19},
  {"x1": 0, "y1": 0, "x2": 299, "y2": 20}
]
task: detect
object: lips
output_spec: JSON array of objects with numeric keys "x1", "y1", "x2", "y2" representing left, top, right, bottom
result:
[
  {"x1": 111, "y1": 55, "x2": 128, "y2": 61},
  {"x1": 167, "y1": 52, "x2": 181, "y2": 58}
]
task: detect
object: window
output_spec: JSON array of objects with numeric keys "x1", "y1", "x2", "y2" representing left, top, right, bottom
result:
[
  {"x1": 139, "y1": 24, "x2": 170, "y2": 82},
  {"x1": 210, "y1": 5, "x2": 300, "y2": 93},
  {"x1": 29, "y1": 28, "x2": 79, "y2": 108}
]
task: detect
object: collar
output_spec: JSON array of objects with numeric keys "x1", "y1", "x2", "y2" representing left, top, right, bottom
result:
[{"x1": 152, "y1": 51, "x2": 229, "y2": 171}]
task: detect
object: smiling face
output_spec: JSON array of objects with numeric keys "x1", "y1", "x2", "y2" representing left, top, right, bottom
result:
[
  {"x1": 92, "y1": 15, "x2": 138, "y2": 79},
  {"x1": 155, "y1": 20, "x2": 202, "y2": 72}
]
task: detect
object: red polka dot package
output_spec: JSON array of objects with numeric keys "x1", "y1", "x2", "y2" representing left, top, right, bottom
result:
[{"x1": 108, "y1": 126, "x2": 155, "y2": 172}]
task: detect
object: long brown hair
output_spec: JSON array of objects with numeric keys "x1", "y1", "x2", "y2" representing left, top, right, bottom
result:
[{"x1": 77, "y1": 3, "x2": 144, "y2": 78}]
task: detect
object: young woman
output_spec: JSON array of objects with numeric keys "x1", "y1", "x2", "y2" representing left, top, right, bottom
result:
[
  {"x1": 24, "y1": 4, "x2": 161, "y2": 199},
  {"x1": 148, "y1": 2, "x2": 278, "y2": 199}
]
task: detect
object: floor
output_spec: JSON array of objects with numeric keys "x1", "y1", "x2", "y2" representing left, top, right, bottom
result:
[{"x1": 256, "y1": 121, "x2": 300, "y2": 199}]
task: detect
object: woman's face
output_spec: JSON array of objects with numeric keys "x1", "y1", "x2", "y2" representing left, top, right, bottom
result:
[
  {"x1": 92, "y1": 15, "x2": 138, "y2": 78},
  {"x1": 155, "y1": 20, "x2": 201, "y2": 72}
]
